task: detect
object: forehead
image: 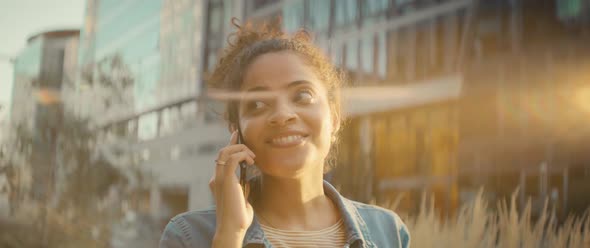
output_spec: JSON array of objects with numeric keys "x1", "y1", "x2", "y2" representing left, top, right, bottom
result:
[{"x1": 241, "y1": 51, "x2": 321, "y2": 90}]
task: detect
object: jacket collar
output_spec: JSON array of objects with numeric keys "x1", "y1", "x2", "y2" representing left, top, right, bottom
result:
[{"x1": 242, "y1": 180, "x2": 374, "y2": 247}]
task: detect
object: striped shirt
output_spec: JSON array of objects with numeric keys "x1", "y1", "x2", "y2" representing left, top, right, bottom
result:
[{"x1": 260, "y1": 219, "x2": 347, "y2": 248}]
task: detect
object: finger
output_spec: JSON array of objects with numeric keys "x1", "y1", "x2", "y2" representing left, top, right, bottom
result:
[
  {"x1": 221, "y1": 161, "x2": 253, "y2": 211},
  {"x1": 216, "y1": 151, "x2": 253, "y2": 216},
  {"x1": 208, "y1": 176, "x2": 214, "y2": 193},
  {"x1": 208, "y1": 176, "x2": 216, "y2": 198},
  {"x1": 225, "y1": 151, "x2": 255, "y2": 176},
  {"x1": 218, "y1": 144, "x2": 256, "y2": 161},
  {"x1": 227, "y1": 131, "x2": 256, "y2": 157},
  {"x1": 228, "y1": 130, "x2": 238, "y2": 145}
]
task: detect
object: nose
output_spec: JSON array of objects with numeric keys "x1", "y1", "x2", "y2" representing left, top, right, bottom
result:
[{"x1": 267, "y1": 100, "x2": 297, "y2": 127}]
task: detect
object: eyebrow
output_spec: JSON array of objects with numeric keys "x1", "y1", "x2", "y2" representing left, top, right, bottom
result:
[{"x1": 245, "y1": 80, "x2": 311, "y2": 92}]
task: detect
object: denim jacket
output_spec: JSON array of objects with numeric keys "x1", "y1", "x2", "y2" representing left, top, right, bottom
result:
[{"x1": 159, "y1": 180, "x2": 410, "y2": 248}]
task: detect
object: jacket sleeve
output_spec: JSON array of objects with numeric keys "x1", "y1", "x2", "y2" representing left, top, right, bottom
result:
[
  {"x1": 159, "y1": 219, "x2": 187, "y2": 248},
  {"x1": 394, "y1": 214, "x2": 411, "y2": 248}
]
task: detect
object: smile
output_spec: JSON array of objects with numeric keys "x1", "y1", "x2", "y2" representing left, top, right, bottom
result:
[{"x1": 269, "y1": 135, "x2": 307, "y2": 147}]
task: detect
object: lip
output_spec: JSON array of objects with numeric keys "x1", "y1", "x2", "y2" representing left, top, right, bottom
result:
[{"x1": 266, "y1": 131, "x2": 309, "y2": 148}]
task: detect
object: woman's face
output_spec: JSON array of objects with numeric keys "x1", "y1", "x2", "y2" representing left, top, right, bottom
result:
[{"x1": 238, "y1": 51, "x2": 337, "y2": 178}]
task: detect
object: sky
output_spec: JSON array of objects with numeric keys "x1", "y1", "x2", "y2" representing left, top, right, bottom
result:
[{"x1": 0, "y1": 0, "x2": 85, "y2": 122}]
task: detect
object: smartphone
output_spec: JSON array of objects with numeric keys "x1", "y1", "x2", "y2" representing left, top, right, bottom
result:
[{"x1": 236, "y1": 129, "x2": 248, "y2": 198}]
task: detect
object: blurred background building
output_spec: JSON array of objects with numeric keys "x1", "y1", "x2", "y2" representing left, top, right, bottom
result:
[
  {"x1": 0, "y1": 105, "x2": 8, "y2": 217},
  {"x1": 83, "y1": 0, "x2": 590, "y2": 225},
  {"x1": 76, "y1": 0, "x2": 227, "y2": 224},
  {"x1": 9, "y1": 29, "x2": 80, "y2": 205},
  {"x1": 226, "y1": 0, "x2": 471, "y2": 213},
  {"x1": 6, "y1": 0, "x2": 589, "y2": 235},
  {"x1": 93, "y1": 0, "x2": 469, "y2": 224},
  {"x1": 460, "y1": 0, "x2": 590, "y2": 217}
]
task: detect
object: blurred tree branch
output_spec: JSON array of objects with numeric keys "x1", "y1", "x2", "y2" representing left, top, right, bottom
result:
[{"x1": 0, "y1": 53, "x2": 146, "y2": 247}]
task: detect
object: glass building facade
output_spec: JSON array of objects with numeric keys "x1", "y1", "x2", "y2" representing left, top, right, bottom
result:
[
  {"x1": 82, "y1": 0, "x2": 221, "y2": 219},
  {"x1": 80, "y1": 0, "x2": 590, "y2": 219},
  {"x1": 11, "y1": 30, "x2": 80, "y2": 202},
  {"x1": 11, "y1": 38, "x2": 43, "y2": 129},
  {"x1": 78, "y1": 0, "x2": 162, "y2": 140}
]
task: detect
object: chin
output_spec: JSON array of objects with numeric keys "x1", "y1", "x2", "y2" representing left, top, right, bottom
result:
[{"x1": 260, "y1": 158, "x2": 313, "y2": 178}]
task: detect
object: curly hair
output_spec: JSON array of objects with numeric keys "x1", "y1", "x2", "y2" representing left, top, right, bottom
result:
[{"x1": 207, "y1": 18, "x2": 346, "y2": 170}]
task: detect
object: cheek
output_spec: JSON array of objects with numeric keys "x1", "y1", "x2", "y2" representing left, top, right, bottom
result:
[
  {"x1": 240, "y1": 118, "x2": 265, "y2": 148},
  {"x1": 307, "y1": 104, "x2": 334, "y2": 144}
]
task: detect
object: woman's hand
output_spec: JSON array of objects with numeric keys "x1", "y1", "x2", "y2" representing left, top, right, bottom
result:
[{"x1": 209, "y1": 131, "x2": 256, "y2": 247}]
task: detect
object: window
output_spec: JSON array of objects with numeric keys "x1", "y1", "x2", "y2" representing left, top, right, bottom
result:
[
  {"x1": 283, "y1": 0, "x2": 305, "y2": 33},
  {"x1": 307, "y1": 0, "x2": 331, "y2": 32},
  {"x1": 252, "y1": 0, "x2": 279, "y2": 9},
  {"x1": 376, "y1": 32, "x2": 387, "y2": 79},
  {"x1": 396, "y1": 0, "x2": 416, "y2": 14},
  {"x1": 138, "y1": 112, "x2": 158, "y2": 140},
  {"x1": 362, "y1": 0, "x2": 389, "y2": 21},
  {"x1": 415, "y1": 21, "x2": 431, "y2": 79},
  {"x1": 402, "y1": 26, "x2": 417, "y2": 81},
  {"x1": 334, "y1": 0, "x2": 358, "y2": 28},
  {"x1": 331, "y1": 42, "x2": 344, "y2": 66},
  {"x1": 345, "y1": 39, "x2": 359, "y2": 72},
  {"x1": 360, "y1": 35, "x2": 374, "y2": 74},
  {"x1": 209, "y1": 4, "x2": 223, "y2": 34},
  {"x1": 204, "y1": 0, "x2": 225, "y2": 73},
  {"x1": 207, "y1": 53, "x2": 217, "y2": 73}
]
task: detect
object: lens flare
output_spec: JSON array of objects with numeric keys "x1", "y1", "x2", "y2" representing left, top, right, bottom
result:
[
  {"x1": 36, "y1": 88, "x2": 61, "y2": 105},
  {"x1": 576, "y1": 86, "x2": 590, "y2": 113}
]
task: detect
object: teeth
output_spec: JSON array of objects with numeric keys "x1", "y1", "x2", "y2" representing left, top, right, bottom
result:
[{"x1": 272, "y1": 135, "x2": 303, "y2": 145}]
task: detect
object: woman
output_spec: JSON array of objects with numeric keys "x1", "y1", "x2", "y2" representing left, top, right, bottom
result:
[{"x1": 159, "y1": 19, "x2": 410, "y2": 248}]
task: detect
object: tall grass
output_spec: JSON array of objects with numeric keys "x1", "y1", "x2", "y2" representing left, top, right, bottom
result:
[
  {"x1": 3, "y1": 189, "x2": 589, "y2": 247},
  {"x1": 385, "y1": 190, "x2": 590, "y2": 248}
]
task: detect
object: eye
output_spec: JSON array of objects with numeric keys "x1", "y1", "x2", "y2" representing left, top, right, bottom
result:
[
  {"x1": 245, "y1": 100, "x2": 267, "y2": 111},
  {"x1": 294, "y1": 89, "x2": 315, "y2": 104}
]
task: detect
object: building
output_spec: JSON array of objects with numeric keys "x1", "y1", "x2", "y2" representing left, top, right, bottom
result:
[
  {"x1": 0, "y1": 104, "x2": 9, "y2": 216},
  {"x1": 232, "y1": 0, "x2": 470, "y2": 213},
  {"x1": 10, "y1": 29, "x2": 80, "y2": 202},
  {"x1": 77, "y1": 0, "x2": 225, "y2": 224},
  {"x1": 89, "y1": 0, "x2": 474, "y2": 222},
  {"x1": 70, "y1": 0, "x2": 590, "y2": 227},
  {"x1": 200, "y1": 0, "x2": 589, "y2": 216},
  {"x1": 76, "y1": 0, "x2": 160, "y2": 131},
  {"x1": 459, "y1": 0, "x2": 590, "y2": 218}
]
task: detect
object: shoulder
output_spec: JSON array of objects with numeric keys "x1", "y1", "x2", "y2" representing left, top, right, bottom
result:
[
  {"x1": 159, "y1": 207, "x2": 217, "y2": 248},
  {"x1": 346, "y1": 199, "x2": 411, "y2": 248},
  {"x1": 349, "y1": 200, "x2": 406, "y2": 228}
]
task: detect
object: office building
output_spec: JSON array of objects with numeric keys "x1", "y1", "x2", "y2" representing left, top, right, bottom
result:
[{"x1": 10, "y1": 29, "x2": 80, "y2": 202}]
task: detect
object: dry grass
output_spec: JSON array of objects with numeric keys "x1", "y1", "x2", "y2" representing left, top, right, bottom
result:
[
  {"x1": 0, "y1": 203, "x2": 112, "y2": 248},
  {"x1": 3, "y1": 189, "x2": 590, "y2": 247},
  {"x1": 383, "y1": 190, "x2": 590, "y2": 248}
]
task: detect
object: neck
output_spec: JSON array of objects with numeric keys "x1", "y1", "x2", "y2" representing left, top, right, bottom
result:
[{"x1": 254, "y1": 168, "x2": 340, "y2": 230}]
